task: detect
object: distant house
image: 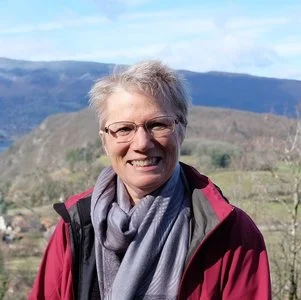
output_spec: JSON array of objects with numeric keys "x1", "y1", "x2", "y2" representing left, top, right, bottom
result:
[{"x1": 0, "y1": 215, "x2": 6, "y2": 232}]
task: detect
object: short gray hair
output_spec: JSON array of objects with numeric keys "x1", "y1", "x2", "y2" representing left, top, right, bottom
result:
[{"x1": 89, "y1": 60, "x2": 191, "y2": 140}]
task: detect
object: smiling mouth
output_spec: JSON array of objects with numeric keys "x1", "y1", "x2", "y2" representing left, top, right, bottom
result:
[{"x1": 129, "y1": 157, "x2": 161, "y2": 167}]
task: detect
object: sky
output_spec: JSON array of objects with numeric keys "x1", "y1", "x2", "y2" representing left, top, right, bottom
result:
[{"x1": 0, "y1": 0, "x2": 301, "y2": 80}]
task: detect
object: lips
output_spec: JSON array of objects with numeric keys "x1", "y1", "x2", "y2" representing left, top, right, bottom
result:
[{"x1": 129, "y1": 157, "x2": 160, "y2": 167}]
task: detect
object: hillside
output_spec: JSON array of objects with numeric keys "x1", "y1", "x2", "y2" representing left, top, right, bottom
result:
[
  {"x1": 0, "y1": 58, "x2": 114, "y2": 143},
  {"x1": 1, "y1": 57, "x2": 301, "y2": 152},
  {"x1": 0, "y1": 105, "x2": 290, "y2": 177},
  {"x1": 0, "y1": 104, "x2": 295, "y2": 207},
  {"x1": 1, "y1": 104, "x2": 300, "y2": 300},
  {"x1": 0, "y1": 107, "x2": 99, "y2": 181}
]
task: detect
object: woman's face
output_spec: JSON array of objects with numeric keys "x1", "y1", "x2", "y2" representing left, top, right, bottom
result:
[{"x1": 101, "y1": 90, "x2": 183, "y2": 202}]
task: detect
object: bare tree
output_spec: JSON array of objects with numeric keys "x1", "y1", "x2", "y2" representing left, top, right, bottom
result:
[{"x1": 268, "y1": 105, "x2": 301, "y2": 300}]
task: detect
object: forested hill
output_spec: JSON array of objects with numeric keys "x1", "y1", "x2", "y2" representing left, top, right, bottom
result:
[{"x1": 1, "y1": 57, "x2": 301, "y2": 150}]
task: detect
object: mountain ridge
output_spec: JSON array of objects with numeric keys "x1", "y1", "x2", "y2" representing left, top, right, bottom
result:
[{"x1": 1, "y1": 57, "x2": 301, "y2": 152}]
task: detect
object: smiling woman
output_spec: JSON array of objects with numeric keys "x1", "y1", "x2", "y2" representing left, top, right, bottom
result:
[
  {"x1": 98, "y1": 90, "x2": 183, "y2": 203},
  {"x1": 29, "y1": 60, "x2": 272, "y2": 300}
]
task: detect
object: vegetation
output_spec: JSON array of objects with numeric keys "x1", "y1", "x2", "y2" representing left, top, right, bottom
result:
[
  {"x1": 1, "y1": 106, "x2": 301, "y2": 298},
  {"x1": 0, "y1": 249, "x2": 8, "y2": 300},
  {"x1": 267, "y1": 108, "x2": 301, "y2": 300},
  {"x1": 0, "y1": 192, "x2": 7, "y2": 215},
  {"x1": 65, "y1": 139, "x2": 103, "y2": 172},
  {"x1": 180, "y1": 139, "x2": 240, "y2": 171},
  {"x1": 3, "y1": 156, "x2": 301, "y2": 298}
]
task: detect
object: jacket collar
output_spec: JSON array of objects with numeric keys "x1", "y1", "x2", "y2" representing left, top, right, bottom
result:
[{"x1": 180, "y1": 162, "x2": 234, "y2": 265}]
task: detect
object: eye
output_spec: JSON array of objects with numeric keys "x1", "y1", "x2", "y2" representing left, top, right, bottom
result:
[
  {"x1": 148, "y1": 120, "x2": 170, "y2": 131},
  {"x1": 110, "y1": 123, "x2": 135, "y2": 136}
]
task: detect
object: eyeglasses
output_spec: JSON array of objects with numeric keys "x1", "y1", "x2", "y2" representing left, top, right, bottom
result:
[{"x1": 102, "y1": 116, "x2": 179, "y2": 143}]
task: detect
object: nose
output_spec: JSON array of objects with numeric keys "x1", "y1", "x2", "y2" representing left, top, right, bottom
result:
[{"x1": 131, "y1": 126, "x2": 154, "y2": 151}]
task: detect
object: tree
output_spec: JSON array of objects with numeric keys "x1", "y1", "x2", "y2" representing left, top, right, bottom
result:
[
  {"x1": 267, "y1": 105, "x2": 301, "y2": 300},
  {"x1": 211, "y1": 152, "x2": 231, "y2": 168},
  {"x1": 0, "y1": 190, "x2": 7, "y2": 215}
]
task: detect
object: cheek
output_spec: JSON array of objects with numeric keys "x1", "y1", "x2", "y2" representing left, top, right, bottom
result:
[
  {"x1": 165, "y1": 136, "x2": 181, "y2": 160},
  {"x1": 171, "y1": 132, "x2": 182, "y2": 150},
  {"x1": 105, "y1": 142, "x2": 128, "y2": 160}
]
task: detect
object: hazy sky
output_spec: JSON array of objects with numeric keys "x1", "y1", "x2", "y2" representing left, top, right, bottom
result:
[{"x1": 1, "y1": 0, "x2": 301, "y2": 80}]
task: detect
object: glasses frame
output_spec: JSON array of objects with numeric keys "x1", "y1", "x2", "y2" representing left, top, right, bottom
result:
[{"x1": 101, "y1": 116, "x2": 179, "y2": 143}]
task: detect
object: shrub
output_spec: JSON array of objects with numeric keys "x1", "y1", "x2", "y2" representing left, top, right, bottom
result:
[
  {"x1": 211, "y1": 152, "x2": 231, "y2": 168},
  {"x1": 181, "y1": 140, "x2": 199, "y2": 155},
  {"x1": 181, "y1": 139, "x2": 240, "y2": 169},
  {"x1": 65, "y1": 139, "x2": 103, "y2": 171},
  {"x1": 0, "y1": 194, "x2": 7, "y2": 215}
]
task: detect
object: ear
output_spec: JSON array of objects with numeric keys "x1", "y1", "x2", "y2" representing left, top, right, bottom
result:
[
  {"x1": 99, "y1": 131, "x2": 109, "y2": 156},
  {"x1": 104, "y1": 145, "x2": 109, "y2": 156},
  {"x1": 178, "y1": 124, "x2": 186, "y2": 145}
]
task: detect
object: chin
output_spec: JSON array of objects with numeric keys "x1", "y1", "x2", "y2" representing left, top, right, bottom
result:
[{"x1": 130, "y1": 178, "x2": 165, "y2": 194}]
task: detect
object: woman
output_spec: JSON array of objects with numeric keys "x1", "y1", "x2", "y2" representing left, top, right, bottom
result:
[{"x1": 29, "y1": 60, "x2": 271, "y2": 300}]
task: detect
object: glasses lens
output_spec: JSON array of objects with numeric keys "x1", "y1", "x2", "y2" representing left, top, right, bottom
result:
[
  {"x1": 146, "y1": 117, "x2": 175, "y2": 137},
  {"x1": 108, "y1": 122, "x2": 136, "y2": 141},
  {"x1": 106, "y1": 116, "x2": 176, "y2": 143}
]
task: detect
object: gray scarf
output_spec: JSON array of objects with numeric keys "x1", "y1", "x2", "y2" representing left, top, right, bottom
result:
[{"x1": 91, "y1": 164, "x2": 190, "y2": 300}]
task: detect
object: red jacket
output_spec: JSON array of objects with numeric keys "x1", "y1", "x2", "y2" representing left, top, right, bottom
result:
[{"x1": 29, "y1": 164, "x2": 271, "y2": 299}]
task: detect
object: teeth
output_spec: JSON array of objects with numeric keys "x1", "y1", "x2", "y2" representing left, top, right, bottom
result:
[{"x1": 130, "y1": 158, "x2": 159, "y2": 166}]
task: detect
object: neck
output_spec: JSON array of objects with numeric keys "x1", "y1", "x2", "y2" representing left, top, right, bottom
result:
[
  {"x1": 126, "y1": 187, "x2": 148, "y2": 205},
  {"x1": 123, "y1": 164, "x2": 181, "y2": 205}
]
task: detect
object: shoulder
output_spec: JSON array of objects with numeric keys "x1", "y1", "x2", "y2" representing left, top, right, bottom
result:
[
  {"x1": 228, "y1": 207, "x2": 266, "y2": 249},
  {"x1": 180, "y1": 162, "x2": 209, "y2": 188},
  {"x1": 52, "y1": 188, "x2": 94, "y2": 228},
  {"x1": 180, "y1": 162, "x2": 227, "y2": 201},
  {"x1": 181, "y1": 162, "x2": 232, "y2": 218},
  {"x1": 181, "y1": 162, "x2": 264, "y2": 244},
  {"x1": 64, "y1": 188, "x2": 94, "y2": 209}
]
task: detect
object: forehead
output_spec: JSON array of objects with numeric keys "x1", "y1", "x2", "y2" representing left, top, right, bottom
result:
[{"x1": 105, "y1": 90, "x2": 173, "y2": 123}]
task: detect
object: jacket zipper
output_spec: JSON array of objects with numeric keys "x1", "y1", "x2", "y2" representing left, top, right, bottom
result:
[{"x1": 76, "y1": 201, "x2": 84, "y2": 300}]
